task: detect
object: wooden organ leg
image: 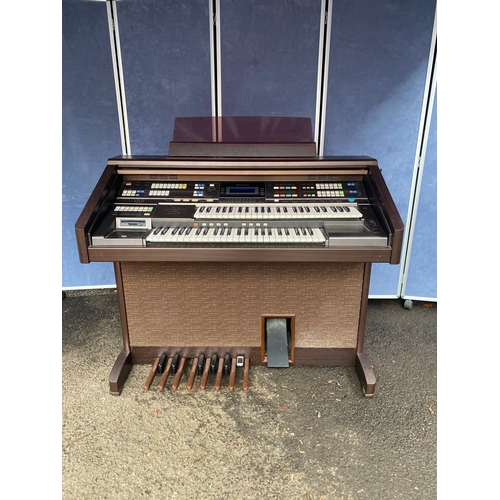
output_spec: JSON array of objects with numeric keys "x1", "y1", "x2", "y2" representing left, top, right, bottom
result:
[
  {"x1": 108, "y1": 349, "x2": 133, "y2": 396},
  {"x1": 355, "y1": 352, "x2": 376, "y2": 398}
]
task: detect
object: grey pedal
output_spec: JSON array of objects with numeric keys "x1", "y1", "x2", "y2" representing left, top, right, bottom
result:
[{"x1": 266, "y1": 318, "x2": 289, "y2": 368}]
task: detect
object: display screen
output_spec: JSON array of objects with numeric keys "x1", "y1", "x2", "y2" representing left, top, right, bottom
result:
[{"x1": 226, "y1": 186, "x2": 259, "y2": 195}]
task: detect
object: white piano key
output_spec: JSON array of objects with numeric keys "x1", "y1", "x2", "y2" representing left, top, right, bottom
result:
[{"x1": 157, "y1": 227, "x2": 172, "y2": 242}]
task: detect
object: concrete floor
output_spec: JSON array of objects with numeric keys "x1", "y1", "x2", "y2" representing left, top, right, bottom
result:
[{"x1": 62, "y1": 289, "x2": 436, "y2": 499}]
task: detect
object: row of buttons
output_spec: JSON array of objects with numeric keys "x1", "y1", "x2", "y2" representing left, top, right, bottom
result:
[
  {"x1": 151, "y1": 183, "x2": 187, "y2": 189},
  {"x1": 115, "y1": 205, "x2": 154, "y2": 212},
  {"x1": 316, "y1": 183, "x2": 343, "y2": 190},
  {"x1": 273, "y1": 186, "x2": 297, "y2": 190},
  {"x1": 149, "y1": 190, "x2": 170, "y2": 196},
  {"x1": 273, "y1": 193, "x2": 299, "y2": 197},
  {"x1": 122, "y1": 190, "x2": 144, "y2": 197},
  {"x1": 317, "y1": 190, "x2": 344, "y2": 197}
]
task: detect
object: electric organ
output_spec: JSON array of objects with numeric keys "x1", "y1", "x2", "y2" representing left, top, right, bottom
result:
[{"x1": 75, "y1": 117, "x2": 403, "y2": 397}]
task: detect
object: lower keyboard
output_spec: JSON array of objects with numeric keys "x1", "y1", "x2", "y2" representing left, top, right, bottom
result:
[{"x1": 146, "y1": 226, "x2": 326, "y2": 245}]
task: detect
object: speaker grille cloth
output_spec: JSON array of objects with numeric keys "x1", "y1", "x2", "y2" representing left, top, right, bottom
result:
[{"x1": 120, "y1": 262, "x2": 364, "y2": 349}]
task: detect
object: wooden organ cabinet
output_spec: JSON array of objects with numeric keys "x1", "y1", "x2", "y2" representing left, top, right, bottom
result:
[{"x1": 75, "y1": 117, "x2": 403, "y2": 397}]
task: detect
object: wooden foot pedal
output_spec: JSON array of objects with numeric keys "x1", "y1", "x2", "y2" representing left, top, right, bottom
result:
[
  {"x1": 171, "y1": 357, "x2": 186, "y2": 391},
  {"x1": 144, "y1": 354, "x2": 250, "y2": 392},
  {"x1": 199, "y1": 357, "x2": 211, "y2": 390},
  {"x1": 185, "y1": 357, "x2": 199, "y2": 391},
  {"x1": 243, "y1": 358, "x2": 250, "y2": 391},
  {"x1": 214, "y1": 358, "x2": 224, "y2": 391},
  {"x1": 228, "y1": 358, "x2": 237, "y2": 391},
  {"x1": 144, "y1": 357, "x2": 160, "y2": 391},
  {"x1": 158, "y1": 357, "x2": 173, "y2": 391}
]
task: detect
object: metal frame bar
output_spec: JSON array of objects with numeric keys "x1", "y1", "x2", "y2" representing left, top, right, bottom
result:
[
  {"x1": 107, "y1": 0, "x2": 130, "y2": 155},
  {"x1": 314, "y1": 0, "x2": 333, "y2": 157},
  {"x1": 398, "y1": 12, "x2": 437, "y2": 299},
  {"x1": 209, "y1": 0, "x2": 222, "y2": 134}
]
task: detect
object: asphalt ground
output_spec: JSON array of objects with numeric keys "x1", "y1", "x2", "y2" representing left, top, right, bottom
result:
[{"x1": 60, "y1": 288, "x2": 437, "y2": 499}]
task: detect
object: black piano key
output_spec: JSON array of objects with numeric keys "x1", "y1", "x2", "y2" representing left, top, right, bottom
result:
[
  {"x1": 171, "y1": 354, "x2": 180, "y2": 374},
  {"x1": 210, "y1": 354, "x2": 218, "y2": 374},
  {"x1": 223, "y1": 354, "x2": 231, "y2": 375},
  {"x1": 197, "y1": 354, "x2": 205, "y2": 376},
  {"x1": 157, "y1": 353, "x2": 167, "y2": 374}
]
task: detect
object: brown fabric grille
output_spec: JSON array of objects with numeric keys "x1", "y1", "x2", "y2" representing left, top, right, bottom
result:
[{"x1": 120, "y1": 261, "x2": 364, "y2": 349}]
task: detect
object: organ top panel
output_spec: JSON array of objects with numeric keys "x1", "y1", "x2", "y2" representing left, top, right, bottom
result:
[
  {"x1": 75, "y1": 155, "x2": 403, "y2": 265},
  {"x1": 75, "y1": 116, "x2": 403, "y2": 265}
]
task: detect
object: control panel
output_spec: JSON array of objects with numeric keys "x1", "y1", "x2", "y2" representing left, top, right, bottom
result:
[{"x1": 117, "y1": 180, "x2": 366, "y2": 202}]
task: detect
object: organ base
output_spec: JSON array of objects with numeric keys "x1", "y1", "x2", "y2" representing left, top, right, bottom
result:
[{"x1": 110, "y1": 260, "x2": 376, "y2": 397}]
